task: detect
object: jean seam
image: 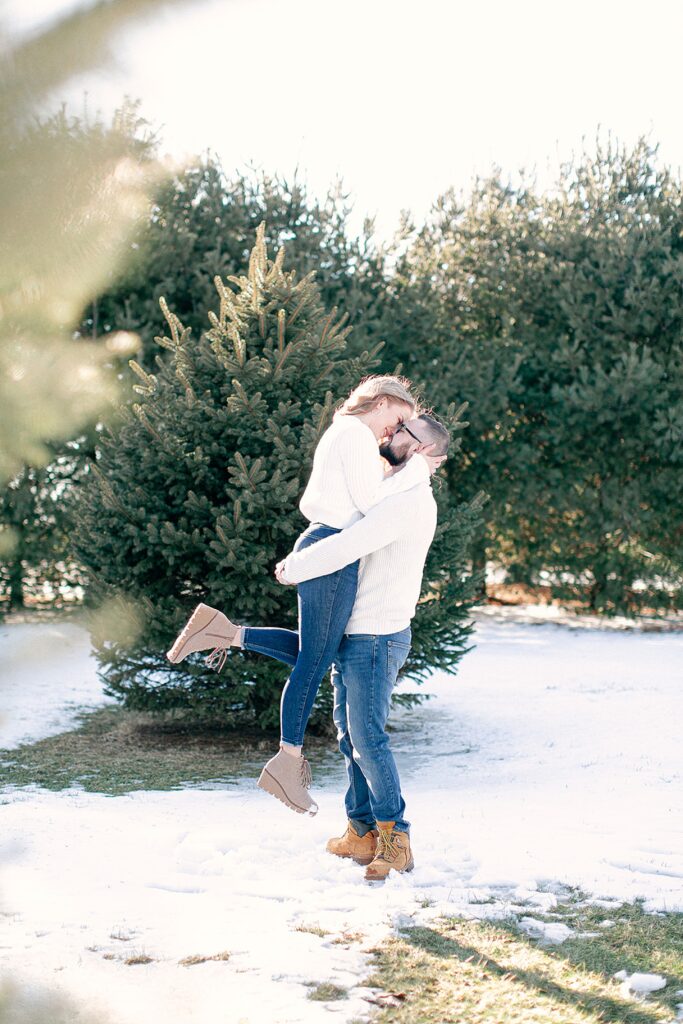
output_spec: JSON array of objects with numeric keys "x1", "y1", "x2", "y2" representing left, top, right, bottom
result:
[
  {"x1": 287, "y1": 562, "x2": 359, "y2": 744},
  {"x1": 379, "y1": 639, "x2": 400, "y2": 816},
  {"x1": 290, "y1": 570, "x2": 342, "y2": 739}
]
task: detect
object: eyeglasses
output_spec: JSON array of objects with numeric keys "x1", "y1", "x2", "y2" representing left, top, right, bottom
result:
[{"x1": 395, "y1": 421, "x2": 423, "y2": 443}]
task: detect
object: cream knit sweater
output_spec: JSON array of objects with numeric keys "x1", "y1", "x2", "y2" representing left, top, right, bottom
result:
[
  {"x1": 299, "y1": 413, "x2": 429, "y2": 529},
  {"x1": 284, "y1": 480, "x2": 437, "y2": 634}
]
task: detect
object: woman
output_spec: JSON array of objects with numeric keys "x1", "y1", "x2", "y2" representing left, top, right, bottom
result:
[{"x1": 167, "y1": 375, "x2": 435, "y2": 813}]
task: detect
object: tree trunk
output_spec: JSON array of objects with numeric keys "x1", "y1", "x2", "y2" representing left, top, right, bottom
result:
[
  {"x1": 470, "y1": 526, "x2": 488, "y2": 601},
  {"x1": 8, "y1": 550, "x2": 25, "y2": 610}
]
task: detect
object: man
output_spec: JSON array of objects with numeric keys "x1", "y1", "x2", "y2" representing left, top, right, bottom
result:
[{"x1": 273, "y1": 412, "x2": 449, "y2": 880}]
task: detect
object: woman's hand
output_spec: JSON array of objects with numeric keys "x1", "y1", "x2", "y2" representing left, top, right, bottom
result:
[
  {"x1": 421, "y1": 452, "x2": 448, "y2": 475},
  {"x1": 275, "y1": 559, "x2": 294, "y2": 585}
]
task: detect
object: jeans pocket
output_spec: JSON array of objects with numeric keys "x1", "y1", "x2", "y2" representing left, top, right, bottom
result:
[{"x1": 386, "y1": 640, "x2": 411, "y2": 679}]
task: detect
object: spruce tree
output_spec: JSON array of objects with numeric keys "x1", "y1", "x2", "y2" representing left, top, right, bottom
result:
[
  {"x1": 384, "y1": 142, "x2": 683, "y2": 615},
  {"x1": 71, "y1": 226, "x2": 481, "y2": 729}
]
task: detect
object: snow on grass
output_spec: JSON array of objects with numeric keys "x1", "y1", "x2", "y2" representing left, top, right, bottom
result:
[
  {"x1": 614, "y1": 970, "x2": 668, "y2": 995},
  {"x1": 1, "y1": 611, "x2": 682, "y2": 1023}
]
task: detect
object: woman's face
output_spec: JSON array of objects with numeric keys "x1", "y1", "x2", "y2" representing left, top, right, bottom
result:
[{"x1": 374, "y1": 399, "x2": 413, "y2": 440}]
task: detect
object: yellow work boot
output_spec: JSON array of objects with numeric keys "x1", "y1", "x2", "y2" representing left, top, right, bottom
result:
[
  {"x1": 326, "y1": 821, "x2": 378, "y2": 865},
  {"x1": 364, "y1": 821, "x2": 414, "y2": 881}
]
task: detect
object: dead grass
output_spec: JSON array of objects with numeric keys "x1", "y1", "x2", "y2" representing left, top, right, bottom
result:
[
  {"x1": 362, "y1": 900, "x2": 683, "y2": 1023},
  {"x1": 178, "y1": 951, "x2": 230, "y2": 966},
  {"x1": 0, "y1": 705, "x2": 338, "y2": 794},
  {"x1": 295, "y1": 924, "x2": 331, "y2": 937}
]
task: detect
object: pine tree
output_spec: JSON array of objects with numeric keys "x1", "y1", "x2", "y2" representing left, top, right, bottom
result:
[
  {"x1": 70, "y1": 226, "x2": 482, "y2": 729},
  {"x1": 377, "y1": 179, "x2": 532, "y2": 593},
  {"x1": 391, "y1": 140, "x2": 683, "y2": 614},
  {"x1": 84, "y1": 159, "x2": 387, "y2": 373},
  {"x1": 509, "y1": 137, "x2": 683, "y2": 613}
]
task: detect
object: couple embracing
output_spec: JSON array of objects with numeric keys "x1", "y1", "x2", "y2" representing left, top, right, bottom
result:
[{"x1": 167, "y1": 375, "x2": 449, "y2": 881}]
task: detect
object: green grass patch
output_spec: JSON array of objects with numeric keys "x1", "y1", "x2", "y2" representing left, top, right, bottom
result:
[
  {"x1": 306, "y1": 982, "x2": 348, "y2": 1001},
  {"x1": 295, "y1": 924, "x2": 331, "y2": 937},
  {"x1": 363, "y1": 898, "x2": 683, "y2": 1023},
  {"x1": 0, "y1": 705, "x2": 338, "y2": 795}
]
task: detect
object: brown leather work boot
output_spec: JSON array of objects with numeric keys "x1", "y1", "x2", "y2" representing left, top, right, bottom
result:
[
  {"x1": 364, "y1": 821, "x2": 414, "y2": 881},
  {"x1": 326, "y1": 822, "x2": 378, "y2": 865},
  {"x1": 166, "y1": 603, "x2": 240, "y2": 669}
]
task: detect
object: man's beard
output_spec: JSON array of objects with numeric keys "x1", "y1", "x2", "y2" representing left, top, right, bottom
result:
[{"x1": 379, "y1": 441, "x2": 408, "y2": 467}]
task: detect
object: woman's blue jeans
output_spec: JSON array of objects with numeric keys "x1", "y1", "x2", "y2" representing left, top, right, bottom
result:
[
  {"x1": 242, "y1": 616, "x2": 412, "y2": 832},
  {"x1": 241, "y1": 523, "x2": 359, "y2": 746}
]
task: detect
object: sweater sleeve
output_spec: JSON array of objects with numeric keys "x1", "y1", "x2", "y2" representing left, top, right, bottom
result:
[
  {"x1": 338, "y1": 425, "x2": 430, "y2": 514},
  {"x1": 282, "y1": 491, "x2": 418, "y2": 584}
]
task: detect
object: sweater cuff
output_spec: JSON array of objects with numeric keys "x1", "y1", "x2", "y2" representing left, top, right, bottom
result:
[{"x1": 282, "y1": 553, "x2": 301, "y2": 585}]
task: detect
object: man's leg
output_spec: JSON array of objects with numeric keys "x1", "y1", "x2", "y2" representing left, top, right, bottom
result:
[
  {"x1": 324, "y1": 660, "x2": 378, "y2": 865},
  {"x1": 331, "y1": 661, "x2": 375, "y2": 830},
  {"x1": 336, "y1": 628, "x2": 414, "y2": 879}
]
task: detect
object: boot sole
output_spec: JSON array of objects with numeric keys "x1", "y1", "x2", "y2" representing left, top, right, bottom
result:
[
  {"x1": 327, "y1": 849, "x2": 375, "y2": 866},
  {"x1": 167, "y1": 605, "x2": 216, "y2": 663},
  {"x1": 257, "y1": 768, "x2": 318, "y2": 816},
  {"x1": 365, "y1": 855, "x2": 415, "y2": 882},
  {"x1": 167, "y1": 606, "x2": 238, "y2": 663}
]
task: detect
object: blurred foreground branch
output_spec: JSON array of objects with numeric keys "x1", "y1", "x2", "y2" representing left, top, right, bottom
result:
[{"x1": 0, "y1": 0, "x2": 201, "y2": 483}]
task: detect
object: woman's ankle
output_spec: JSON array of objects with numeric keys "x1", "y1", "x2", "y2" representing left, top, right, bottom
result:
[{"x1": 280, "y1": 741, "x2": 302, "y2": 758}]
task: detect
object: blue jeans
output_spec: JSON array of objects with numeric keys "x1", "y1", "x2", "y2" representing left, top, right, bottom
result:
[
  {"x1": 243, "y1": 620, "x2": 412, "y2": 833},
  {"x1": 242, "y1": 523, "x2": 359, "y2": 746},
  {"x1": 331, "y1": 628, "x2": 412, "y2": 833}
]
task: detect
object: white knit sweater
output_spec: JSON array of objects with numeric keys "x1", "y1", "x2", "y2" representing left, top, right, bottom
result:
[
  {"x1": 284, "y1": 481, "x2": 437, "y2": 634},
  {"x1": 299, "y1": 413, "x2": 429, "y2": 529}
]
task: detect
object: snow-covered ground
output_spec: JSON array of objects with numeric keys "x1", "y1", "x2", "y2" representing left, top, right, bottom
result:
[
  {"x1": 0, "y1": 616, "x2": 113, "y2": 748},
  {"x1": 1, "y1": 609, "x2": 682, "y2": 1023}
]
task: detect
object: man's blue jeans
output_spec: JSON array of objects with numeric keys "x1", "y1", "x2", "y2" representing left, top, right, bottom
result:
[
  {"x1": 242, "y1": 522, "x2": 358, "y2": 747},
  {"x1": 242, "y1": 620, "x2": 412, "y2": 833},
  {"x1": 331, "y1": 628, "x2": 411, "y2": 833}
]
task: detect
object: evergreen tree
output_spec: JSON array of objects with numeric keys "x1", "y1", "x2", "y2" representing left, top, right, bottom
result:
[
  {"x1": 83, "y1": 158, "x2": 388, "y2": 372},
  {"x1": 384, "y1": 139, "x2": 683, "y2": 614},
  {"x1": 0, "y1": 100, "x2": 158, "y2": 615},
  {"x1": 0, "y1": 447, "x2": 87, "y2": 609},
  {"x1": 377, "y1": 179, "x2": 533, "y2": 590},
  {"x1": 509, "y1": 138, "x2": 683, "y2": 613},
  {"x1": 71, "y1": 226, "x2": 481, "y2": 729}
]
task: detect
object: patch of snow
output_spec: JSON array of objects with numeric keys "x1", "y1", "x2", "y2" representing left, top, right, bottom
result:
[
  {"x1": 1, "y1": 616, "x2": 682, "y2": 1024},
  {"x1": 0, "y1": 620, "x2": 113, "y2": 748},
  {"x1": 614, "y1": 970, "x2": 667, "y2": 995},
  {"x1": 517, "y1": 918, "x2": 574, "y2": 944}
]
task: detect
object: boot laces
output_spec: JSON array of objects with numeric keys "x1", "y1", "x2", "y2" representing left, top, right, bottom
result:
[
  {"x1": 300, "y1": 757, "x2": 312, "y2": 789},
  {"x1": 205, "y1": 646, "x2": 228, "y2": 672},
  {"x1": 377, "y1": 828, "x2": 401, "y2": 862}
]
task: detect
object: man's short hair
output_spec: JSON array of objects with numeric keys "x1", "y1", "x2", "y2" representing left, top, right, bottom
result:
[{"x1": 416, "y1": 413, "x2": 450, "y2": 456}]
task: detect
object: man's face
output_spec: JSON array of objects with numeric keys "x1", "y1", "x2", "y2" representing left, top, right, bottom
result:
[{"x1": 379, "y1": 420, "x2": 432, "y2": 466}]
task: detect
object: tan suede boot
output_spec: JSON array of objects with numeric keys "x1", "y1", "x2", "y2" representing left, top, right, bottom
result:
[
  {"x1": 257, "y1": 747, "x2": 319, "y2": 816},
  {"x1": 166, "y1": 603, "x2": 240, "y2": 668},
  {"x1": 326, "y1": 822, "x2": 378, "y2": 865},
  {"x1": 364, "y1": 821, "x2": 414, "y2": 881}
]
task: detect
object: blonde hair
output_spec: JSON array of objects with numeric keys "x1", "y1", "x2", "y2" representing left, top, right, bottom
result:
[{"x1": 337, "y1": 375, "x2": 417, "y2": 418}]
